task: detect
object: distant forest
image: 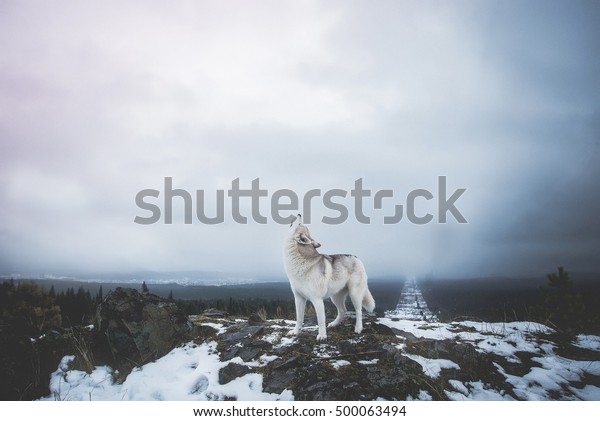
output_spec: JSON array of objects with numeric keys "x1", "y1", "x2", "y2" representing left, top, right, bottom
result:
[
  {"x1": 0, "y1": 280, "x2": 100, "y2": 335},
  {"x1": 0, "y1": 280, "x2": 297, "y2": 336},
  {"x1": 0, "y1": 278, "x2": 403, "y2": 336},
  {"x1": 2, "y1": 269, "x2": 599, "y2": 336}
]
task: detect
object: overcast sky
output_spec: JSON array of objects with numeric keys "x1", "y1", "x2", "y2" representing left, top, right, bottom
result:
[{"x1": 1, "y1": 0, "x2": 599, "y2": 280}]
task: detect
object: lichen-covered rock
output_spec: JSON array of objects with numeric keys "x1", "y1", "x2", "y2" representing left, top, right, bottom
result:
[
  {"x1": 217, "y1": 324, "x2": 270, "y2": 361},
  {"x1": 219, "y1": 362, "x2": 252, "y2": 385},
  {"x1": 96, "y1": 288, "x2": 192, "y2": 365},
  {"x1": 258, "y1": 320, "x2": 425, "y2": 400}
]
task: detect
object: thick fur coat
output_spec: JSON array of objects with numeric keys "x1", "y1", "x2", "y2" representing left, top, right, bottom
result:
[{"x1": 283, "y1": 215, "x2": 375, "y2": 341}]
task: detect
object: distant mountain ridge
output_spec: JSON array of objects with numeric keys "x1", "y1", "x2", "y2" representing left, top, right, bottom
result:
[{"x1": 0, "y1": 270, "x2": 275, "y2": 286}]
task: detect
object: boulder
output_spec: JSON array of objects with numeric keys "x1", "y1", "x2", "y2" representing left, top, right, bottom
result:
[
  {"x1": 96, "y1": 287, "x2": 192, "y2": 366},
  {"x1": 202, "y1": 308, "x2": 229, "y2": 318},
  {"x1": 217, "y1": 324, "x2": 270, "y2": 361},
  {"x1": 192, "y1": 324, "x2": 219, "y2": 343},
  {"x1": 219, "y1": 362, "x2": 252, "y2": 385},
  {"x1": 263, "y1": 357, "x2": 300, "y2": 394},
  {"x1": 293, "y1": 362, "x2": 367, "y2": 400}
]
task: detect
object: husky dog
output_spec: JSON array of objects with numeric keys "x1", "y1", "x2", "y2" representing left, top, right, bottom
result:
[{"x1": 283, "y1": 214, "x2": 375, "y2": 341}]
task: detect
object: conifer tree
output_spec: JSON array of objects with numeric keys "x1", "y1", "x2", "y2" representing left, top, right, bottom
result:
[{"x1": 541, "y1": 267, "x2": 584, "y2": 331}]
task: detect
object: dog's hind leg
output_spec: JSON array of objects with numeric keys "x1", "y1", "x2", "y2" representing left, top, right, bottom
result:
[
  {"x1": 289, "y1": 292, "x2": 306, "y2": 336},
  {"x1": 311, "y1": 298, "x2": 327, "y2": 341},
  {"x1": 349, "y1": 287, "x2": 365, "y2": 334},
  {"x1": 328, "y1": 289, "x2": 347, "y2": 328}
]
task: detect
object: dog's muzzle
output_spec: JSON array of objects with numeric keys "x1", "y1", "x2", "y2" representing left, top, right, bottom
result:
[{"x1": 290, "y1": 213, "x2": 302, "y2": 227}]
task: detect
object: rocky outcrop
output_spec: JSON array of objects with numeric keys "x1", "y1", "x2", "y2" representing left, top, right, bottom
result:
[
  {"x1": 259, "y1": 320, "x2": 425, "y2": 400},
  {"x1": 188, "y1": 313, "x2": 447, "y2": 400},
  {"x1": 33, "y1": 288, "x2": 600, "y2": 401},
  {"x1": 96, "y1": 288, "x2": 192, "y2": 366}
]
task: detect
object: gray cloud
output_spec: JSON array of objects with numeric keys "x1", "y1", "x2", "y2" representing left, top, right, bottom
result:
[{"x1": 0, "y1": 0, "x2": 598, "y2": 279}]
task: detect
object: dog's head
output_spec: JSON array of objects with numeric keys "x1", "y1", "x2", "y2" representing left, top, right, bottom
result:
[{"x1": 289, "y1": 214, "x2": 321, "y2": 249}]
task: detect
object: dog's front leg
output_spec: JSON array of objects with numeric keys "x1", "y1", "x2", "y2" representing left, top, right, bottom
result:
[
  {"x1": 289, "y1": 293, "x2": 306, "y2": 336},
  {"x1": 312, "y1": 298, "x2": 327, "y2": 341}
]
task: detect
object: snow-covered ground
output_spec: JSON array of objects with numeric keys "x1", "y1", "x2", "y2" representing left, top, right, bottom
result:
[
  {"x1": 389, "y1": 278, "x2": 437, "y2": 321},
  {"x1": 38, "y1": 281, "x2": 600, "y2": 401},
  {"x1": 41, "y1": 330, "x2": 293, "y2": 401},
  {"x1": 382, "y1": 280, "x2": 600, "y2": 401},
  {"x1": 379, "y1": 316, "x2": 600, "y2": 400},
  {"x1": 39, "y1": 318, "x2": 600, "y2": 401}
]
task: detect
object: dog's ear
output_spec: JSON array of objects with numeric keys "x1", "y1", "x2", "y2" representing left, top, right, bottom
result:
[{"x1": 296, "y1": 233, "x2": 313, "y2": 245}]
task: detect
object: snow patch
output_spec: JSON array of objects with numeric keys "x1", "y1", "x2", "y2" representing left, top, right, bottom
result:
[
  {"x1": 406, "y1": 390, "x2": 433, "y2": 401},
  {"x1": 571, "y1": 385, "x2": 600, "y2": 400},
  {"x1": 405, "y1": 354, "x2": 460, "y2": 378},
  {"x1": 245, "y1": 355, "x2": 280, "y2": 368},
  {"x1": 41, "y1": 342, "x2": 291, "y2": 401},
  {"x1": 357, "y1": 358, "x2": 379, "y2": 365},
  {"x1": 331, "y1": 360, "x2": 351, "y2": 369},
  {"x1": 446, "y1": 380, "x2": 511, "y2": 401},
  {"x1": 200, "y1": 322, "x2": 226, "y2": 335},
  {"x1": 573, "y1": 334, "x2": 600, "y2": 351}
]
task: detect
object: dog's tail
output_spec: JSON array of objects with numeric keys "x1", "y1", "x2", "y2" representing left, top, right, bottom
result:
[{"x1": 362, "y1": 289, "x2": 375, "y2": 313}]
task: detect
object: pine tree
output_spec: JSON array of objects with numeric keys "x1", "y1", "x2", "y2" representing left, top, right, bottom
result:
[
  {"x1": 541, "y1": 266, "x2": 585, "y2": 331},
  {"x1": 547, "y1": 266, "x2": 572, "y2": 289},
  {"x1": 96, "y1": 285, "x2": 104, "y2": 304},
  {"x1": 2, "y1": 282, "x2": 62, "y2": 334},
  {"x1": 142, "y1": 281, "x2": 149, "y2": 293}
]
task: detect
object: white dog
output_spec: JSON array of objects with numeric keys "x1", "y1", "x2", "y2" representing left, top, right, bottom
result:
[{"x1": 283, "y1": 214, "x2": 375, "y2": 341}]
